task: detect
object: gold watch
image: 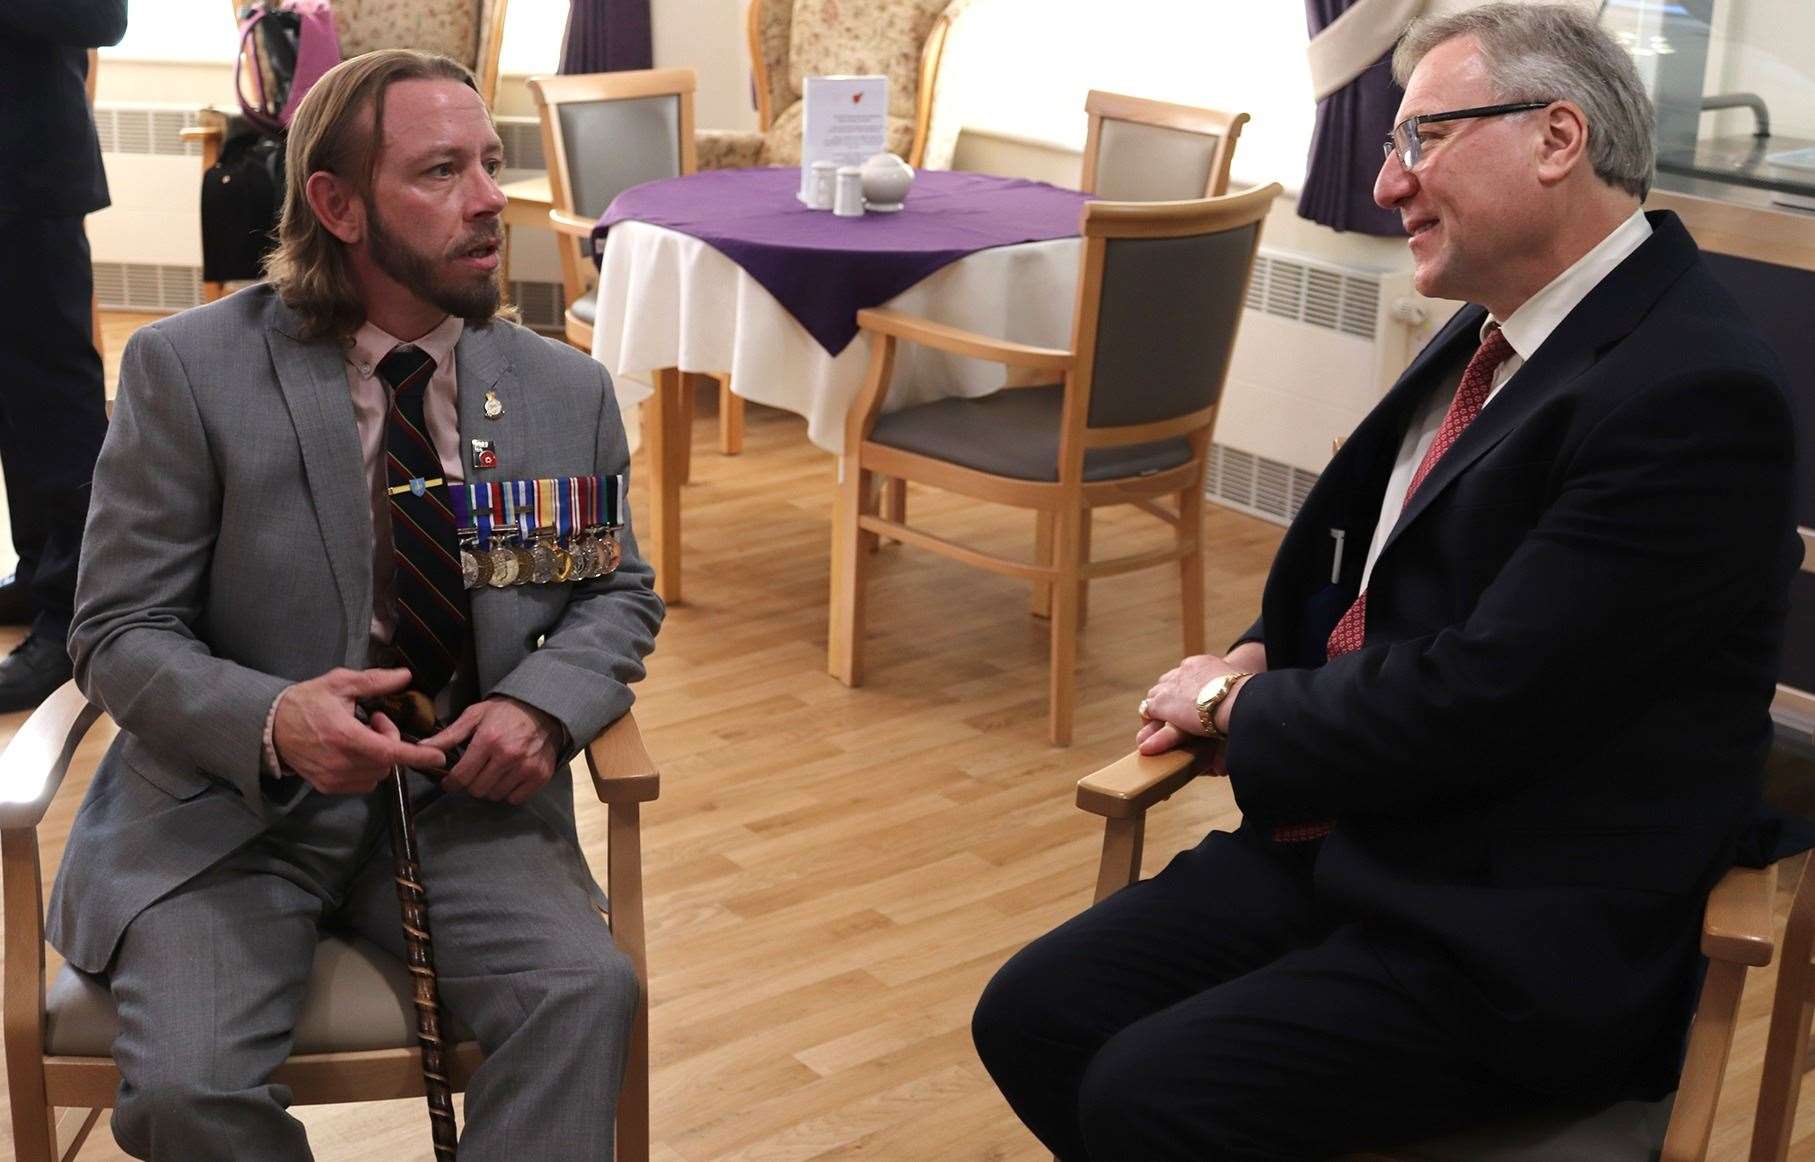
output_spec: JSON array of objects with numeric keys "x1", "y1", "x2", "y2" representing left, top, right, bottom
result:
[{"x1": 1195, "y1": 672, "x2": 1250, "y2": 740}]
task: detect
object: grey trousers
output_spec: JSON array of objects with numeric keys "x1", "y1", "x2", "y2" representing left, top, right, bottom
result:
[{"x1": 104, "y1": 776, "x2": 639, "y2": 1161}]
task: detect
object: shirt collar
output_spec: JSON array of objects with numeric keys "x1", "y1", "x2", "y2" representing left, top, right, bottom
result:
[
  {"x1": 1483, "y1": 209, "x2": 1652, "y2": 360},
  {"x1": 344, "y1": 314, "x2": 466, "y2": 381}
]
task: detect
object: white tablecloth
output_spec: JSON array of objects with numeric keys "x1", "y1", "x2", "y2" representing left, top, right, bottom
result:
[{"x1": 589, "y1": 221, "x2": 1082, "y2": 455}]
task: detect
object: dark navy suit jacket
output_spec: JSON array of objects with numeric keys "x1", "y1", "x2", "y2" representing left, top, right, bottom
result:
[
  {"x1": 0, "y1": 1, "x2": 127, "y2": 216},
  {"x1": 1224, "y1": 210, "x2": 1801, "y2": 1098}
]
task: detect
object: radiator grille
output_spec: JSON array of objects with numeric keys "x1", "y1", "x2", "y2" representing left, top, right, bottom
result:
[
  {"x1": 498, "y1": 117, "x2": 546, "y2": 172},
  {"x1": 93, "y1": 264, "x2": 202, "y2": 311},
  {"x1": 1205, "y1": 442, "x2": 1320, "y2": 526},
  {"x1": 95, "y1": 107, "x2": 202, "y2": 156},
  {"x1": 1245, "y1": 251, "x2": 1382, "y2": 341}
]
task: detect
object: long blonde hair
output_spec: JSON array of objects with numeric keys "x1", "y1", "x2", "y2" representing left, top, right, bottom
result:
[{"x1": 262, "y1": 50, "x2": 502, "y2": 339}]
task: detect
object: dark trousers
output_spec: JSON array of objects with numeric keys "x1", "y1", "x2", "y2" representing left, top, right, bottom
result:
[
  {"x1": 0, "y1": 212, "x2": 107, "y2": 642},
  {"x1": 972, "y1": 825, "x2": 1542, "y2": 1161}
]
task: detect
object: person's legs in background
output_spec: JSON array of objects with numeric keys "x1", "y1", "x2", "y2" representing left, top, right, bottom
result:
[{"x1": 0, "y1": 211, "x2": 108, "y2": 709}]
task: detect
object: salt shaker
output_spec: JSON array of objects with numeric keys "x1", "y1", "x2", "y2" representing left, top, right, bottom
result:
[
  {"x1": 833, "y1": 165, "x2": 865, "y2": 217},
  {"x1": 810, "y1": 160, "x2": 838, "y2": 210}
]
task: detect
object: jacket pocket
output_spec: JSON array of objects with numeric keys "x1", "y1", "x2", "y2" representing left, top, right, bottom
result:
[{"x1": 120, "y1": 747, "x2": 214, "y2": 801}]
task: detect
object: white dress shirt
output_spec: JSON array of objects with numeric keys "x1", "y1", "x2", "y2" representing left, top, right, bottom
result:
[{"x1": 1356, "y1": 210, "x2": 1653, "y2": 590}]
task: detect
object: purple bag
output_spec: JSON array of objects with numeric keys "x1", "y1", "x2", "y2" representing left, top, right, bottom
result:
[{"x1": 234, "y1": 0, "x2": 341, "y2": 135}]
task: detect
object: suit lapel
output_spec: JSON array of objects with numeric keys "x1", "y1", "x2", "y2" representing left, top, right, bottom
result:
[
  {"x1": 267, "y1": 319, "x2": 371, "y2": 663},
  {"x1": 456, "y1": 320, "x2": 527, "y2": 484},
  {"x1": 1374, "y1": 211, "x2": 1701, "y2": 562}
]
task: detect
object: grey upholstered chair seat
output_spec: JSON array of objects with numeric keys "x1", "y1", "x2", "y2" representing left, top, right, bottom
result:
[
  {"x1": 868, "y1": 385, "x2": 1192, "y2": 482},
  {"x1": 1391, "y1": 1096, "x2": 1673, "y2": 1161},
  {"x1": 46, "y1": 933, "x2": 475, "y2": 1057},
  {"x1": 569, "y1": 289, "x2": 598, "y2": 326}
]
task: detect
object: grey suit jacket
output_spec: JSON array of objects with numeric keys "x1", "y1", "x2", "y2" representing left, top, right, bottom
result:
[{"x1": 50, "y1": 284, "x2": 665, "y2": 973}]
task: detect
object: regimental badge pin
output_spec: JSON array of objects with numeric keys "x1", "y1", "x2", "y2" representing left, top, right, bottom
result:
[
  {"x1": 470, "y1": 438, "x2": 497, "y2": 470},
  {"x1": 482, "y1": 390, "x2": 504, "y2": 420}
]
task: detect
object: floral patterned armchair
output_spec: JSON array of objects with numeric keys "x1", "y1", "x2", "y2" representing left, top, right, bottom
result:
[{"x1": 695, "y1": 0, "x2": 970, "y2": 171}]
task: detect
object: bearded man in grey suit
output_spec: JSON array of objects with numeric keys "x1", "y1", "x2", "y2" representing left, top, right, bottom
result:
[{"x1": 49, "y1": 50, "x2": 663, "y2": 1160}]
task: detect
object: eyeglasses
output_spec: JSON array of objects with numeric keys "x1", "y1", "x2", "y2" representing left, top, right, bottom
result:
[{"x1": 1382, "y1": 101, "x2": 1552, "y2": 171}]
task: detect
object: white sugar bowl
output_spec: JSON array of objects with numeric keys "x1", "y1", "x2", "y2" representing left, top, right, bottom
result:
[{"x1": 860, "y1": 152, "x2": 915, "y2": 211}]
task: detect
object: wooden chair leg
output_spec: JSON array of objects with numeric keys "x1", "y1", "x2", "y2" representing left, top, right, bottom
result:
[
  {"x1": 1048, "y1": 507, "x2": 1083, "y2": 746},
  {"x1": 1032, "y1": 511, "x2": 1055, "y2": 619},
  {"x1": 1751, "y1": 861, "x2": 1815, "y2": 1162},
  {"x1": 715, "y1": 374, "x2": 742, "y2": 456},
  {"x1": 1076, "y1": 508, "x2": 1092, "y2": 628},
  {"x1": 828, "y1": 456, "x2": 875, "y2": 686},
  {"x1": 883, "y1": 478, "x2": 907, "y2": 546},
  {"x1": 1663, "y1": 957, "x2": 1749, "y2": 1162},
  {"x1": 644, "y1": 368, "x2": 686, "y2": 605},
  {"x1": 1179, "y1": 484, "x2": 1206, "y2": 657},
  {"x1": 676, "y1": 375, "x2": 700, "y2": 486},
  {"x1": 1093, "y1": 816, "x2": 1145, "y2": 903},
  {"x1": 55, "y1": 1108, "x2": 102, "y2": 1160},
  {"x1": 608, "y1": 800, "x2": 650, "y2": 1162}
]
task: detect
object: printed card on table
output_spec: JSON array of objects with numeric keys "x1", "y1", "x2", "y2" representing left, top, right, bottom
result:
[{"x1": 798, "y1": 74, "x2": 888, "y2": 203}]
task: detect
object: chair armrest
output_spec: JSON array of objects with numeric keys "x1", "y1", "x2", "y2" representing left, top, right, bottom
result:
[
  {"x1": 583, "y1": 712, "x2": 659, "y2": 805},
  {"x1": 179, "y1": 125, "x2": 223, "y2": 144},
  {"x1": 0, "y1": 682, "x2": 103, "y2": 831},
  {"x1": 549, "y1": 208, "x2": 597, "y2": 239},
  {"x1": 1076, "y1": 748, "x2": 1206, "y2": 820},
  {"x1": 856, "y1": 307, "x2": 1073, "y2": 372},
  {"x1": 1702, "y1": 861, "x2": 1775, "y2": 967}
]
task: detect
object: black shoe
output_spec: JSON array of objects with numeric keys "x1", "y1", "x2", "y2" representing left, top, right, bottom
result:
[
  {"x1": 0, "y1": 633, "x2": 72, "y2": 713},
  {"x1": 0, "y1": 574, "x2": 33, "y2": 626}
]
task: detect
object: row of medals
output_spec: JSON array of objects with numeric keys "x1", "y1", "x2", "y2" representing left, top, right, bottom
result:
[{"x1": 459, "y1": 527, "x2": 623, "y2": 589}]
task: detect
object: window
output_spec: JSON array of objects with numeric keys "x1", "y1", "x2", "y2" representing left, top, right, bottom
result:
[
  {"x1": 103, "y1": 0, "x2": 237, "y2": 63},
  {"x1": 941, "y1": 0, "x2": 1316, "y2": 192}
]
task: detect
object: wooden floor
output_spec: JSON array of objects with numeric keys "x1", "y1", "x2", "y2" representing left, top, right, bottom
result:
[{"x1": 1, "y1": 311, "x2": 1811, "y2": 1160}]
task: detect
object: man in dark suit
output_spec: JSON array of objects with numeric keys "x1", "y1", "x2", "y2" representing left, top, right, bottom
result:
[
  {"x1": 0, "y1": 1, "x2": 123, "y2": 710},
  {"x1": 973, "y1": 4, "x2": 1801, "y2": 1158}
]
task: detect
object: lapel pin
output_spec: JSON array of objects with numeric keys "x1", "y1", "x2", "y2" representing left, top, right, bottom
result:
[
  {"x1": 470, "y1": 438, "x2": 498, "y2": 470},
  {"x1": 482, "y1": 390, "x2": 504, "y2": 420}
]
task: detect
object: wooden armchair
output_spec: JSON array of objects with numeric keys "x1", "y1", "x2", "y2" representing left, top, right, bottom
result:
[
  {"x1": 827, "y1": 186, "x2": 1278, "y2": 746},
  {"x1": 1076, "y1": 747, "x2": 1776, "y2": 1162},
  {"x1": 1748, "y1": 534, "x2": 1815, "y2": 1162},
  {"x1": 182, "y1": 0, "x2": 511, "y2": 303},
  {"x1": 1079, "y1": 90, "x2": 1249, "y2": 201},
  {"x1": 1, "y1": 681, "x2": 657, "y2": 1162},
  {"x1": 695, "y1": 0, "x2": 969, "y2": 172}
]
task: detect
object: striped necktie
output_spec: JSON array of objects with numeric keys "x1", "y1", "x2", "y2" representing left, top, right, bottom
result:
[
  {"x1": 378, "y1": 345, "x2": 468, "y2": 699},
  {"x1": 1273, "y1": 325, "x2": 1516, "y2": 845}
]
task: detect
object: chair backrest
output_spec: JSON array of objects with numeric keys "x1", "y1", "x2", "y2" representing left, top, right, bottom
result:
[
  {"x1": 1080, "y1": 90, "x2": 1249, "y2": 202},
  {"x1": 237, "y1": 0, "x2": 511, "y2": 109},
  {"x1": 1054, "y1": 185, "x2": 1277, "y2": 481},
  {"x1": 528, "y1": 68, "x2": 696, "y2": 307},
  {"x1": 746, "y1": 0, "x2": 966, "y2": 167}
]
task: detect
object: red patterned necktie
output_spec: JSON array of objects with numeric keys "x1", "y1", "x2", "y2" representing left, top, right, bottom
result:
[
  {"x1": 1274, "y1": 325, "x2": 1515, "y2": 844},
  {"x1": 379, "y1": 345, "x2": 470, "y2": 700}
]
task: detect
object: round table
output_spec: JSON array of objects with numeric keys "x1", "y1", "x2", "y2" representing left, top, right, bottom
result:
[{"x1": 589, "y1": 168, "x2": 1090, "y2": 602}]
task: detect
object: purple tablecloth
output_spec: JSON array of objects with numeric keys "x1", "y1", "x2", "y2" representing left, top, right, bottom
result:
[{"x1": 594, "y1": 167, "x2": 1090, "y2": 355}]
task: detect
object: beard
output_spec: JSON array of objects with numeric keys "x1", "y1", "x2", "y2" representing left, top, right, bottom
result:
[{"x1": 367, "y1": 208, "x2": 502, "y2": 322}]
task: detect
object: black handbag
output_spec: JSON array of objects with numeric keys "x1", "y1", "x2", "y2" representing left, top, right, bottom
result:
[{"x1": 200, "y1": 127, "x2": 286, "y2": 284}]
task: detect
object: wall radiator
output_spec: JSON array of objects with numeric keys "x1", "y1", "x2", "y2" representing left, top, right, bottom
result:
[{"x1": 1207, "y1": 249, "x2": 1441, "y2": 525}]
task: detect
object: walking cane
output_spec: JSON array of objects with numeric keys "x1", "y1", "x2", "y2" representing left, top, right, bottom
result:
[
  {"x1": 364, "y1": 683, "x2": 461, "y2": 1160},
  {"x1": 386, "y1": 761, "x2": 460, "y2": 1160}
]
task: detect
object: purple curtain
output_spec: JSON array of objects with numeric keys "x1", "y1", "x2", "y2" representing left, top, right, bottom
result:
[
  {"x1": 1298, "y1": 0, "x2": 1403, "y2": 235},
  {"x1": 558, "y1": 0, "x2": 652, "y2": 74}
]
